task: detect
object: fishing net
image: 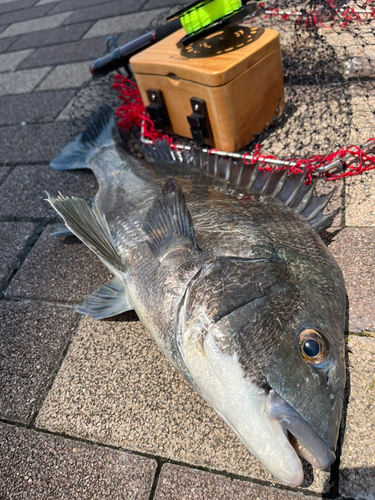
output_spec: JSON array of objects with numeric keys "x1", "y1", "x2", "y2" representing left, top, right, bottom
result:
[{"x1": 68, "y1": 0, "x2": 375, "y2": 185}]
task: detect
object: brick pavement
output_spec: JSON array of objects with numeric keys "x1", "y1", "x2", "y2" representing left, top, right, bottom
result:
[{"x1": 0, "y1": 1, "x2": 374, "y2": 499}]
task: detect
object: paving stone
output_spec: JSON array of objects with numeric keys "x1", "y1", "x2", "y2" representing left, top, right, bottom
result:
[
  {"x1": 0, "y1": 166, "x2": 11, "y2": 184},
  {"x1": 0, "y1": 11, "x2": 72, "y2": 38},
  {"x1": 0, "y1": 164, "x2": 97, "y2": 219},
  {"x1": 345, "y1": 171, "x2": 375, "y2": 227},
  {"x1": 56, "y1": 74, "x2": 119, "y2": 121},
  {"x1": 0, "y1": 48, "x2": 32, "y2": 71},
  {"x1": 83, "y1": 8, "x2": 167, "y2": 39},
  {"x1": 0, "y1": 423, "x2": 157, "y2": 500},
  {"x1": 0, "y1": 121, "x2": 72, "y2": 163},
  {"x1": 329, "y1": 227, "x2": 375, "y2": 333},
  {"x1": 9, "y1": 21, "x2": 93, "y2": 51},
  {"x1": 61, "y1": 1, "x2": 142, "y2": 26},
  {"x1": 36, "y1": 315, "x2": 330, "y2": 493},
  {"x1": 0, "y1": 34, "x2": 18, "y2": 53},
  {"x1": 143, "y1": 0, "x2": 186, "y2": 8},
  {"x1": 339, "y1": 336, "x2": 375, "y2": 499},
  {"x1": 0, "y1": 0, "x2": 30, "y2": 5},
  {"x1": 0, "y1": 221, "x2": 36, "y2": 285},
  {"x1": 49, "y1": 0, "x2": 129, "y2": 15},
  {"x1": 6, "y1": 224, "x2": 111, "y2": 304},
  {"x1": 0, "y1": 3, "x2": 54, "y2": 26},
  {"x1": 36, "y1": 61, "x2": 92, "y2": 90},
  {"x1": 0, "y1": 0, "x2": 38, "y2": 15},
  {"x1": 155, "y1": 464, "x2": 319, "y2": 500},
  {"x1": 0, "y1": 301, "x2": 79, "y2": 424},
  {"x1": 19, "y1": 37, "x2": 107, "y2": 68},
  {"x1": 36, "y1": 0, "x2": 60, "y2": 4},
  {"x1": 0, "y1": 66, "x2": 51, "y2": 94},
  {"x1": 0, "y1": 89, "x2": 76, "y2": 125}
]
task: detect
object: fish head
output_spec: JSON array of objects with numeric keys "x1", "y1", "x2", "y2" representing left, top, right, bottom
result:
[{"x1": 178, "y1": 250, "x2": 346, "y2": 485}]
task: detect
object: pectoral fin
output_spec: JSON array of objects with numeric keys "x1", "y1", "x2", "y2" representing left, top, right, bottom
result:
[
  {"x1": 46, "y1": 193, "x2": 126, "y2": 273},
  {"x1": 77, "y1": 276, "x2": 133, "y2": 319}
]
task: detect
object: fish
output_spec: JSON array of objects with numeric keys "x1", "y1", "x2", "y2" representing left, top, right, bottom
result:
[{"x1": 47, "y1": 105, "x2": 346, "y2": 486}]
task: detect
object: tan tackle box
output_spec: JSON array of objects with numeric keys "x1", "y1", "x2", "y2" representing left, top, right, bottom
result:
[{"x1": 130, "y1": 25, "x2": 284, "y2": 152}]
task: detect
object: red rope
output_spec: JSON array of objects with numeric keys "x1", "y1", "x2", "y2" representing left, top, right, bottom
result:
[{"x1": 113, "y1": 75, "x2": 375, "y2": 182}]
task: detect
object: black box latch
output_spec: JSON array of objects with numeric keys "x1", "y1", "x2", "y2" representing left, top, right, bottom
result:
[
  {"x1": 146, "y1": 89, "x2": 170, "y2": 130},
  {"x1": 187, "y1": 98, "x2": 213, "y2": 147}
]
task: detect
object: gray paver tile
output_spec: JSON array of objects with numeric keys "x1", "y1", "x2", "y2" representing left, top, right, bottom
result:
[
  {"x1": 61, "y1": 1, "x2": 141, "y2": 26},
  {"x1": 36, "y1": 315, "x2": 330, "y2": 493},
  {"x1": 6, "y1": 224, "x2": 111, "y2": 303},
  {"x1": 0, "y1": 0, "x2": 38, "y2": 15},
  {"x1": 329, "y1": 228, "x2": 375, "y2": 332},
  {"x1": 56, "y1": 74, "x2": 119, "y2": 121},
  {"x1": 0, "y1": 66, "x2": 51, "y2": 94},
  {"x1": 0, "y1": 89, "x2": 76, "y2": 125},
  {"x1": 0, "y1": 423, "x2": 157, "y2": 500},
  {"x1": 36, "y1": 61, "x2": 91, "y2": 90},
  {"x1": 19, "y1": 38, "x2": 106, "y2": 68},
  {"x1": 0, "y1": 301, "x2": 78, "y2": 424},
  {"x1": 116, "y1": 27, "x2": 153, "y2": 46},
  {"x1": 0, "y1": 164, "x2": 97, "y2": 219},
  {"x1": 144, "y1": 0, "x2": 187, "y2": 8},
  {"x1": 0, "y1": 11, "x2": 72, "y2": 38},
  {"x1": 8, "y1": 21, "x2": 92, "y2": 51},
  {"x1": 339, "y1": 336, "x2": 375, "y2": 499},
  {"x1": 0, "y1": 35, "x2": 18, "y2": 53},
  {"x1": 0, "y1": 166, "x2": 11, "y2": 184},
  {"x1": 0, "y1": 4, "x2": 53, "y2": 26},
  {"x1": 155, "y1": 464, "x2": 319, "y2": 500},
  {"x1": 345, "y1": 171, "x2": 375, "y2": 227},
  {"x1": 50, "y1": 0, "x2": 128, "y2": 15},
  {"x1": 83, "y1": 8, "x2": 167, "y2": 38},
  {"x1": 0, "y1": 221, "x2": 36, "y2": 285},
  {"x1": 0, "y1": 48, "x2": 33, "y2": 71},
  {"x1": 36, "y1": 0, "x2": 60, "y2": 4},
  {"x1": 0, "y1": 121, "x2": 72, "y2": 163}
]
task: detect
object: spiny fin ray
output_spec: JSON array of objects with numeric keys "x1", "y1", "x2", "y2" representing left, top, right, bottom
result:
[
  {"x1": 144, "y1": 179, "x2": 200, "y2": 260},
  {"x1": 143, "y1": 140, "x2": 340, "y2": 232},
  {"x1": 46, "y1": 193, "x2": 126, "y2": 272}
]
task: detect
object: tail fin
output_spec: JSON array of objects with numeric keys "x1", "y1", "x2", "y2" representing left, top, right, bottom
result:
[{"x1": 51, "y1": 105, "x2": 119, "y2": 171}]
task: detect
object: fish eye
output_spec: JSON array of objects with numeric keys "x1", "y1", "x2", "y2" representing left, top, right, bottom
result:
[{"x1": 299, "y1": 329, "x2": 328, "y2": 365}]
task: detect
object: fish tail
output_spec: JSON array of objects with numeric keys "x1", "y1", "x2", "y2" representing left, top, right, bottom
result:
[{"x1": 50, "y1": 105, "x2": 118, "y2": 171}]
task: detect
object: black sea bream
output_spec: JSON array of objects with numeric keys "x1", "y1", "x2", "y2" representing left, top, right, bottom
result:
[{"x1": 48, "y1": 105, "x2": 346, "y2": 486}]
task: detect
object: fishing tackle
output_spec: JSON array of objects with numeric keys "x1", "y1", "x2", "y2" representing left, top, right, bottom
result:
[{"x1": 90, "y1": 0, "x2": 257, "y2": 77}]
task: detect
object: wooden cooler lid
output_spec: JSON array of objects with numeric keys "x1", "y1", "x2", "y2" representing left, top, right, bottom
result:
[{"x1": 130, "y1": 26, "x2": 280, "y2": 87}]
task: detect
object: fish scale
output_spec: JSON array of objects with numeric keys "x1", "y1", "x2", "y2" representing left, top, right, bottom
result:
[{"x1": 48, "y1": 105, "x2": 347, "y2": 487}]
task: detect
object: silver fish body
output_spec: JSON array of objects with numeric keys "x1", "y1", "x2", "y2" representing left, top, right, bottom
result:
[{"x1": 48, "y1": 106, "x2": 346, "y2": 486}]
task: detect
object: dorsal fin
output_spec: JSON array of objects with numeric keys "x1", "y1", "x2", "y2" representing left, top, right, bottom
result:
[
  {"x1": 50, "y1": 105, "x2": 118, "y2": 171},
  {"x1": 143, "y1": 140, "x2": 339, "y2": 232},
  {"x1": 46, "y1": 193, "x2": 126, "y2": 273},
  {"x1": 143, "y1": 179, "x2": 200, "y2": 261}
]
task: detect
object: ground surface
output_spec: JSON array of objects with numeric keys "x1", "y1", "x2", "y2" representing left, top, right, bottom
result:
[{"x1": 0, "y1": 0, "x2": 374, "y2": 499}]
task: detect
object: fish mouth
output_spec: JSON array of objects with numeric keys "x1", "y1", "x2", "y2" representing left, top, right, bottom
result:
[{"x1": 265, "y1": 389, "x2": 336, "y2": 472}]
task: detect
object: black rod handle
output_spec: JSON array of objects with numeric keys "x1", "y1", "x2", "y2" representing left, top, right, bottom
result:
[{"x1": 90, "y1": 18, "x2": 182, "y2": 77}]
